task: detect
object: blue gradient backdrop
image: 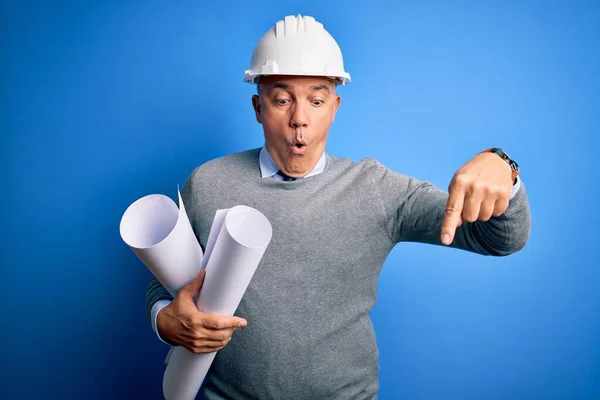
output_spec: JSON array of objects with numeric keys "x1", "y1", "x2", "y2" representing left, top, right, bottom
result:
[{"x1": 2, "y1": 1, "x2": 598, "y2": 399}]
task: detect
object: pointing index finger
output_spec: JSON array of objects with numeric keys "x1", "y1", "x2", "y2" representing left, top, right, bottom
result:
[{"x1": 441, "y1": 183, "x2": 465, "y2": 245}]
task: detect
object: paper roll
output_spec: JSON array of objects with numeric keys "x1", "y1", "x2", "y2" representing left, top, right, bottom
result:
[
  {"x1": 120, "y1": 190, "x2": 272, "y2": 400},
  {"x1": 119, "y1": 190, "x2": 203, "y2": 296},
  {"x1": 162, "y1": 205, "x2": 273, "y2": 400}
]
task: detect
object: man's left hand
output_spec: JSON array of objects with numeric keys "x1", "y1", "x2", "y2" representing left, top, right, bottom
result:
[{"x1": 441, "y1": 151, "x2": 514, "y2": 245}]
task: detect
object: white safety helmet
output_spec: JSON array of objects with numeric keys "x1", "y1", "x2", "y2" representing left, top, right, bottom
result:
[{"x1": 243, "y1": 14, "x2": 351, "y2": 85}]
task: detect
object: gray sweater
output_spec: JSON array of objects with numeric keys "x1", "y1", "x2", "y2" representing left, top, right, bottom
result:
[{"x1": 146, "y1": 148, "x2": 531, "y2": 399}]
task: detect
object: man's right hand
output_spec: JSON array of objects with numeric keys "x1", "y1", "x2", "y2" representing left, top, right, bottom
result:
[{"x1": 156, "y1": 270, "x2": 248, "y2": 354}]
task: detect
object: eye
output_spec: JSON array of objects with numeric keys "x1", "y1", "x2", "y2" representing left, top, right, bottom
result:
[
  {"x1": 312, "y1": 100, "x2": 324, "y2": 106},
  {"x1": 275, "y1": 98, "x2": 291, "y2": 105}
]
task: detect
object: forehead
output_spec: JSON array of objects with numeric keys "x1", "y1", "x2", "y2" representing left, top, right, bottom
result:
[{"x1": 258, "y1": 75, "x2": 336, "y2": 92}]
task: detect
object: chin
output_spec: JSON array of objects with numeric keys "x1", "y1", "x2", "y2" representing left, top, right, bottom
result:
[{"x1": 286, "y1": 162, "x2": 309, "y2": 175}]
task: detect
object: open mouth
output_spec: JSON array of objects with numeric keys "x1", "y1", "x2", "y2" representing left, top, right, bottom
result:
[{"x1": 290, "y1": 142, "x2": 308, "y2": 154}]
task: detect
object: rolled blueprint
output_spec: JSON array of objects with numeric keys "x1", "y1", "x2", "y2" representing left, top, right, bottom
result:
[
  {"x1": 120, "y1": 189, "x2": 272, "y2": 400},
  {"x1": 162, "y1": 205, "x2": 273, "y2": 400},
  {"x1": 119, "y1": 190, "x2": 203, "y2": 296}
]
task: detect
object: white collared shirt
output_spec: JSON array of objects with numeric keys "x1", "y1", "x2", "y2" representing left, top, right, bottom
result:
[{"x1": 259, "y1": 146, "x2": 327, "y2": 180}]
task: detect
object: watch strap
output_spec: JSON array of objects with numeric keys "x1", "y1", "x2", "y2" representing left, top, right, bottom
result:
[{"x1": 481, "y1": 147, "x2": 519, "y2": 183}]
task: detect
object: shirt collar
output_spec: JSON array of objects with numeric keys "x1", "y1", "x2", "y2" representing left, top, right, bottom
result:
[{"x1": 259, "y1": 146, "x2": 326, "y2": 179}]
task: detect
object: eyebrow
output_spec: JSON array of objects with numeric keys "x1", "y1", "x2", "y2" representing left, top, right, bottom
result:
[
  {"x1": 271, "y1": 83, "x2": 331, "y2": 93},
  {"x1": 311, "y1": 85, "x2": 331, "y2": 93}
]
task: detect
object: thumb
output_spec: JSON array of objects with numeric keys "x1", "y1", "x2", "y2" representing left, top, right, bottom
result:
[{"x1": 178, "y1": 269, "x2": 206, "y2": 300}]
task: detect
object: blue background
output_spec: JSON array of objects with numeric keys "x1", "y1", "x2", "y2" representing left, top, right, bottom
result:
[{"x1": 2, "y1": 1, "x2": 598, "y2": 399}]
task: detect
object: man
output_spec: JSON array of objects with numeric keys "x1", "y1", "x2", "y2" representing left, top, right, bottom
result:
[{"x1": 146, "y1": 14, "x2": 531, "y2": 399}]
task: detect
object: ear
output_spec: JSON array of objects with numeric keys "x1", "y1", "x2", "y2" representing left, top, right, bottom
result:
[
  {"x1": 252, "y1": 95, "x2": 262, "y2": 124},
  {"x1": 331, "y1": 95, "x2": 341, "y2": 122}
]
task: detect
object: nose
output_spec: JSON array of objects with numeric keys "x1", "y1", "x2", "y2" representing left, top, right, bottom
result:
[{"x1": 290, "y1": 101, "x2": 309, "y2": 129}]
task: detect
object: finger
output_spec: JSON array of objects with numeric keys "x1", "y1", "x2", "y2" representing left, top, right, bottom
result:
[
  {"x1": 186, "y1": 344, "x2": 221, "y2": 354},
  {"x1": 202, "y1": 314, "x2": 248, "y2": 330},
  {"x1": 462, "y1": 189, "x2": 483, "y2": 223},
  {"x1": 493, "y1": 196, "x2": 509, "y2": 217},
  {"x1": 197, "y1": 336, "x2": 232, "y2": 349},
  {"x1": 178, "y1": 270, "x2": 206, "y2": 300},
  {"x1": 478, "y1": 196, "x2": 496, "y2": 221},
  {"x1": 188, "y1": 336, "x2": 232, "y2": 354},
  {"x1": 205, "y1": 327, "x2": 236, "y2": 342},
  {"x1": 441, "y1": 182, "x2": 465, "y2": 245}
]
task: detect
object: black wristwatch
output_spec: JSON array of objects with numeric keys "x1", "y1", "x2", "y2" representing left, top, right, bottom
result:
[{"x1": 482, "y1": 147, "x2": 519, "y2": 184}]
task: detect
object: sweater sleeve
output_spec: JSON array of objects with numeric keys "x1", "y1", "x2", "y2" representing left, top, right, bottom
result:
[
  {"x1": 369, "y1": 159, "x2": 531, "y2": 256},
  {"x1": 145, "y1": 276, "x2": 173, "y2": 323},
  {"x1": 144, "y1": 170, "x2": 197, "y2": 323}
]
